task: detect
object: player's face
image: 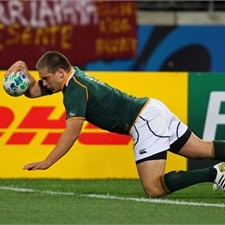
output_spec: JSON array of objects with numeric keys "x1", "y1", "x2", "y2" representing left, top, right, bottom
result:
[{"x1": 39, "y1": 68, "x2": 64, "y2": 93}]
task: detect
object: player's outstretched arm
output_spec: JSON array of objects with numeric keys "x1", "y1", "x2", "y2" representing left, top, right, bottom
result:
[{"x1": 23, "y1": 117, "x2": 84, "y2": 170}]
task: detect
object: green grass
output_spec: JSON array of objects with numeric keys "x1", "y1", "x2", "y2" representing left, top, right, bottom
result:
[{"x1": 0, "y1": 179, "x2": 225, "y2": 224}]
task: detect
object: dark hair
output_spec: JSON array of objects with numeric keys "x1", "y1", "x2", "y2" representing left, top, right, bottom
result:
[{"x1": 36, "y1": 51, "x2": 71, "y2": 73}]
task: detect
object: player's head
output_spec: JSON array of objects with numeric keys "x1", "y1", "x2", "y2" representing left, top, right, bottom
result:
[
  {"x1": 36, "y1": 51, "x2": 71, "y2": 93},
  {"x1": 36, "y1": 51, "x2": 71, "y2": 74}
]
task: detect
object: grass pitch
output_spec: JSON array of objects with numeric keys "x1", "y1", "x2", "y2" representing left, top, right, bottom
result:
[{"x1": 0, "y1": 179, "x2": 225, "y2": 224}]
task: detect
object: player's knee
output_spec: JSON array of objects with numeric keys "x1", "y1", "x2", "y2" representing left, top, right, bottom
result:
[
  {"x1": 142, "y1": 180, "x2": 166, "y2": 198},
  {"x1": 143, "y1": 187, "x2": 161, "y2": 198}
]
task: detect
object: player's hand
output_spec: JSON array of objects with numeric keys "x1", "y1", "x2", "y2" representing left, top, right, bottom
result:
[
  {"x1": 5, "y1": 61, "x2": 37, "y2": 90},
  {"x1": 23, "y1": 160, "x2": 51, "y2": 171},
  {"x1": 4, "y1": 61, "x2": 30, "y2": 78}
]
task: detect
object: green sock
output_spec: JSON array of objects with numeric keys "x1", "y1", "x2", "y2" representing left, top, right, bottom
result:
[
  {"x1": 213, "y1": 141, "x2": 225, "y2": 160},
  {"x1": 161, "y1": 167, "x2": 217, "y2": 194}
]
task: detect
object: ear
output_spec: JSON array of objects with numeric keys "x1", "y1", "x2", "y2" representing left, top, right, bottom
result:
[{"x1": 57, "y1": 68, "x2": 65, "y2": 79}]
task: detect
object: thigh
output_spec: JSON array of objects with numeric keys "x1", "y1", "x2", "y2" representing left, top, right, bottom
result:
[
  {"x1": 137, "y1": 159, "x2": 166, "y2": 196},
  {"x1": 178, "y1": 132, "x2": 213, "y2": 159}
]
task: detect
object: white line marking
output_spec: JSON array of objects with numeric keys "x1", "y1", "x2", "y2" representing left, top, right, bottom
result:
[{"x1": 0, "y1": 185, "x2": 224, "y2": 208}]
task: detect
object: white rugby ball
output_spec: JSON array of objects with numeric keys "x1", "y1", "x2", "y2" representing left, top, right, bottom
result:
[{"x1": 3, "y1": 71, "x2": 30, "y2": 97}]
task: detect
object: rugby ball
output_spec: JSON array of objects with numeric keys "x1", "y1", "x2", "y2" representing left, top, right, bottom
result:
[{"x1": 3, "y1": 71, "x2": 30, "y2": 97}]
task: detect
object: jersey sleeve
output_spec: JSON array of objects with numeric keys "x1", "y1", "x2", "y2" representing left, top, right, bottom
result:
[{"x1": 63, "y1": 84, "x2": 87, "y2": 120}]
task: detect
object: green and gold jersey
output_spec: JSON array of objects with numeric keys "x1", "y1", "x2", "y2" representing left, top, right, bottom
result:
[{"x1": 63, "y1": 67, "x2": 148, "y2": 134}]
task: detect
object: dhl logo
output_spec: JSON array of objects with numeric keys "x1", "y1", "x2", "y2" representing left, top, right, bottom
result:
[{"x1": 0, "y1": 106, "x2": 131, "y2": 145}]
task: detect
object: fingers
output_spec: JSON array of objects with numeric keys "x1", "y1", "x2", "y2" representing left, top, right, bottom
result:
[
  {"x1": 4, "y1": 69, "x2": 15, "y2": 78},
  {"x1": 23, "y1": 161, "x2": 50, "y2": 171},
  {"x1": 23, "y1": 163, "x2": 38, "y2": 171},
  {"x1": 4, "y1": 61, "x2": 29, "y2": 78}
]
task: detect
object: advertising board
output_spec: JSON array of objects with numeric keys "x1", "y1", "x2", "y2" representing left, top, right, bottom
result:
[{"x1": 0, "y1": 71, "x2": 187, "y2": 178}]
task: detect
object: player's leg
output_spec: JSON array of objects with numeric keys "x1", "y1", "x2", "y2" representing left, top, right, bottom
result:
[
  {"x1": 156, "y1": 97, "x2": 224, "y2": 195},
  {"x1": 130, "y1": 99, "x2": 172, "y2": 197},
  {"x1": 161, "y1": 165, "x2": 217, "y2": 195},
  {"x1": 161, "y1": 126, "x2": 225, "y2": 194},
  {"x1": 131, "y1": 98, "x2": 225, "y2": 197},
  {"x1": 177, "y1": 132, "x2": 225, "y2": 161},
  {"x1": 136, "y1": 131, "x2": 218, "y2": 197},
  {"x1": 175, "y1": 132, "x2": 213, "y2": 159},
  {"x1": 136, "y1": 153, "x2": 167, "y2": 197},
  {"x1": 130, "y1": 99, "x2": 178, "y2": 197},
  {"x1": 161, "y1": 131, "x2": 212, "y2": 193},
  {"x1": 136, "y1": 149, "x2": 221, "y2": 197},
  {"x1": 162, "y1": 132, "x2": 225, "y2": 193}
]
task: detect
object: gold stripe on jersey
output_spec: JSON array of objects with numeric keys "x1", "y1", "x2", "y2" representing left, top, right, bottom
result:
[{"x1": 62, "y1": 67, "x2": 74, "y2": 90}]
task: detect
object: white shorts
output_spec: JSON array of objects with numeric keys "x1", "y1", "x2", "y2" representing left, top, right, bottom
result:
[{"x1": 129, "y1": 98, "x2": 191, "y2": 164}]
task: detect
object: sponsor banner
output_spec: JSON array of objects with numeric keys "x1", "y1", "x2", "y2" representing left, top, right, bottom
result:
[
  {"x1": 188, "y1": 73, "x2": 225, "y2": 169},
  {"x1": 0, "y1": 0, "x2": 137, "y2": 69},
  {"x1": 0, "y1": 71, "x2": 187, "y2": 178}
]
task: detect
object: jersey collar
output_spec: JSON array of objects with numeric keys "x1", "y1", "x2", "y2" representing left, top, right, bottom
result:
[{"x1": 61, "y1": 67, "x2": 75, "y2": 91}]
